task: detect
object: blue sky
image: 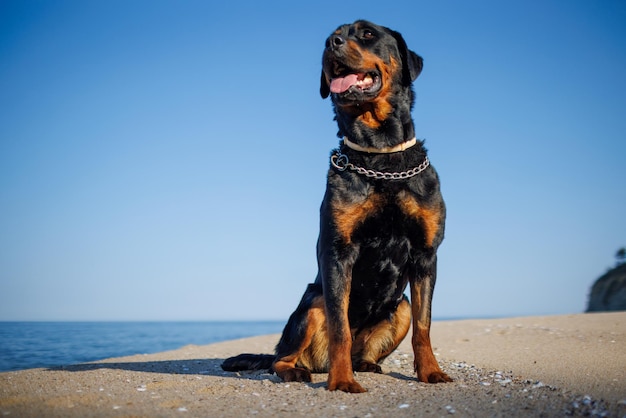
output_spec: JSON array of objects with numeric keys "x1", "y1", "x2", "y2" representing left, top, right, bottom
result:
[{"x1": 1, "y1": 0, "x2": 625, "y2": 321}]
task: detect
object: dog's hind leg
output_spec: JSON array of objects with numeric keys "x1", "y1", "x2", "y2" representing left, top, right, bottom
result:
[
  {"x1": 351, "y1": 296, "x2": 412, "y2": 372},
  {"x1": 272, "y1": 284, "x2": 328, "y2": 382}
]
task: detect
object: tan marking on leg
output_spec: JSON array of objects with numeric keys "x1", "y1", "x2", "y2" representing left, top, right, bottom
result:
[
  {"x1": 298, "y1": 297, "x2": 329, "y2": 372},
  {"x1": 351, "y1": 299, "x2": 411, "y2": 374},
  {"x1": 332, "y1": 193, "x2": 383, "y2": 244},
  {"x1": 397, "y1": 191, "x2": 441, "y2": 247},
  {"x1": 410, "y1": 281, "x2": 452, "y2": 383},
  {"x1": 273, "y1": 296, "x2": 326, "y2": 382},
  {"x1": 383, "y1": 298, "x2": 412, "y2": 358},
  {"x1": 326, "y1": 291, "x2": 366, "y2": 392}
]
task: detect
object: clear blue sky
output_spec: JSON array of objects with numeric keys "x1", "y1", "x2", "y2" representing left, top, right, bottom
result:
[{"x1": 1, "y1": 0, "x2": 625, "y2": 321}]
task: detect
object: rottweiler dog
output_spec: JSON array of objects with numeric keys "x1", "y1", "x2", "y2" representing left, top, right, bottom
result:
[{"x1": 221, "y1": 20, "x2": 451, "y2": 393}]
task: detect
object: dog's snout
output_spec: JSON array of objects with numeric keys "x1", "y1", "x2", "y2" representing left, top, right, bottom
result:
[{"x1": 328, "y1": 34, "x2": 346, "y2": 50}]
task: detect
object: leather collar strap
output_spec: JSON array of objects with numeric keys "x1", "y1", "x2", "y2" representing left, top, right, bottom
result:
[{"x1": 343, "y1": 136, "x2": 417, "y2": 154}]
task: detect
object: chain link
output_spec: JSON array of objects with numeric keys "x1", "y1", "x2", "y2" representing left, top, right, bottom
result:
[{"x1": 330, "y1": 151, "x2": 430, "y2": 180}]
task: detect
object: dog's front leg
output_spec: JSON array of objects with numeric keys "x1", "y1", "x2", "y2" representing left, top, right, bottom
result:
[
  {"x1": 321, "y1": 258, "x2": 366, "y2": 393},
  {"x1": 409, "y1": 260, "x2": 452, "y2": 383}
]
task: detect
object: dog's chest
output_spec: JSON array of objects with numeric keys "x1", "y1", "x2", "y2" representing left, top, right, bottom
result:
[
  {"x1": 331, "y1": 188, "x2": 440, "y2": 249},
  {"x1": 333, "y1": 189, "x2": 440, "y2": 325}
]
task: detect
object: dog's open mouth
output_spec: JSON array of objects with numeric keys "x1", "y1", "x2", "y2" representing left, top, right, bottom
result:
[{"x1": 329, "y1": 72, "x2": 381, "y2": 95}]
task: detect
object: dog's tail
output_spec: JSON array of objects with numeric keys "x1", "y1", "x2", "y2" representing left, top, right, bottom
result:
[{"x1": 221, "y1": 354, "x2": 275, "y2": 372}]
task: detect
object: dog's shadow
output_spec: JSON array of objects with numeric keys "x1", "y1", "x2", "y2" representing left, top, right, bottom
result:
[
  {"x1": 48, "y1": 358, "x2": 411, "y2": 389},
  {"x1": 49, "y1": 358, "x2": 260, "y2": 378},
  {"x1": 48, "y1": 358, "x2": 325, "y2": 388}
]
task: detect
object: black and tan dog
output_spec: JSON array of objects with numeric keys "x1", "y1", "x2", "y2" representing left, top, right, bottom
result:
[{"x1": 221, "y1": 20, "x2": 451, "y2": 393}]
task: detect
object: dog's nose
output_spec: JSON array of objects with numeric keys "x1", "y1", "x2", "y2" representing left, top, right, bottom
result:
[{"x1": 328, "y1": 34, "x2": 346, "y2": 50}]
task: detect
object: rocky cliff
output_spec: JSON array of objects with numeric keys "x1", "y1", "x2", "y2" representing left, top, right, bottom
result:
[{"x1": 586, "y1": 263, "x2": 626, "y2": 312}]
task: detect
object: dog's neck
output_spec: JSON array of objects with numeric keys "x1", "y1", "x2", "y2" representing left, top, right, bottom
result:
[
  {"x1": 337, "y1": 115, "x2": 416, "y2": 151},
  {"x1": 343, "y1": 136, "x2": 417, "y2": 153},
  {"x1": 333, "y1": 87, "x2": 416, "y2": 150}
]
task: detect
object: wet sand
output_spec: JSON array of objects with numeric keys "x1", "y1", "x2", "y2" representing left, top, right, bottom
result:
[{"x1": 1, "y1": 312, "x2": 625, "y2": 417}]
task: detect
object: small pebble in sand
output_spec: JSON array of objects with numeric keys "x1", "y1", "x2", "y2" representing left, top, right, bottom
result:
[{"x1": 398, "y1": 403, "x2": 409, "y2": 409}]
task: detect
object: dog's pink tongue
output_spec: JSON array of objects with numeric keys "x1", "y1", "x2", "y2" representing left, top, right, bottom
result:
[{"x1": 330, "y1": 74, "x2": 359, "y2": 93}]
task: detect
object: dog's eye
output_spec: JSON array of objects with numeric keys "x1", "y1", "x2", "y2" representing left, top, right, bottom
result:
[{"x1": 362, "y1": 29, "x2": 375, "y2": 40}]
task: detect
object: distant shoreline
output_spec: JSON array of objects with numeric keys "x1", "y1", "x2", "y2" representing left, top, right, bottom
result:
[{"x1": 0, "y1": 321, "x2": 285, "y2": 372}]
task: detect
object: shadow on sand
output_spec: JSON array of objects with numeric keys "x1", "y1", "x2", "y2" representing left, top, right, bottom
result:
[{"x1": 47, "y1": 358, "x2": 413, "y2": 389}]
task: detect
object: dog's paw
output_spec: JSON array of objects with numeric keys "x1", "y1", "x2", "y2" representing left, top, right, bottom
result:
[
  {"x1": 278, "y1": 367, "x2": 312, "y2": 383},
  {"x1": 327, "y1": 379, "x2": 367, "y2": 393},
  {"x1": 355, "y1": 361, "x2": 382, "y2": 374},
  {"x1": 422, "y1": 370, "x2": 453, "y2": 383}
]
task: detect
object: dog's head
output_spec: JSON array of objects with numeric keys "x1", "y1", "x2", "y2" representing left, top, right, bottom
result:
[{"x1": 320, "y1": 20, "x2": 423, "y2": 107}]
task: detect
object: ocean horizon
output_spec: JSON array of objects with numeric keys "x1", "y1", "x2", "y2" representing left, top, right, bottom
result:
[{"x1": 0, "y1": 321, "x2": 286, "y2": 372}]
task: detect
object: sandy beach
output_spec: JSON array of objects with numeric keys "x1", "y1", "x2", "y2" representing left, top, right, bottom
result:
[{"x1": 1, "y1": 312, "x2": 625, "y2": 417}]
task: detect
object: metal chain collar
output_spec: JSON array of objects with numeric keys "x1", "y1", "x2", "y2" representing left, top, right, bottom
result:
[{"x1": 330, "y1": 151, "x2": 430, "y2": 180}]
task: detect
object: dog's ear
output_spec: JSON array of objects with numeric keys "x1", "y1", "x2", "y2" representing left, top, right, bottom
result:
[
  {"x1": 389, "y1": 29, "x2": 423, "y2": 84},
  {"x1": 320, "y1": 71, "x2": 330, "y2": 98}
]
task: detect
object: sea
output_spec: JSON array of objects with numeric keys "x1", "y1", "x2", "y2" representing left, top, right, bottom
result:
[{"x1": 0, "y1": 321, "x2": 285, "y2": 372}]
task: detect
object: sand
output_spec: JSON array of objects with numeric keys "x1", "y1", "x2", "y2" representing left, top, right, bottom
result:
[{"x1": 1, "y1": 312, "x2": 625, "y2": 417}]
